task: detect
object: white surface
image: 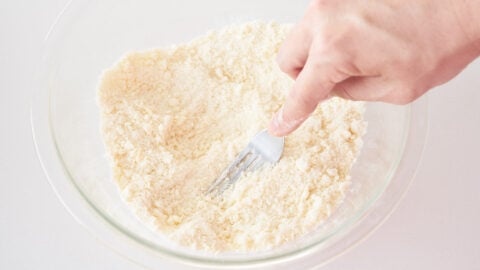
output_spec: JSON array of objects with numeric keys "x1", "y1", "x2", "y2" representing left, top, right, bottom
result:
[{"x1": 1, "y1": 0, "x2": 479, "y2": 269}]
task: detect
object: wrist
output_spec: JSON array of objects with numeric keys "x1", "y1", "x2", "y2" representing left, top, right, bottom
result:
[{"x1": 450, "y1": 0, "x2": 480, "y2": 54}]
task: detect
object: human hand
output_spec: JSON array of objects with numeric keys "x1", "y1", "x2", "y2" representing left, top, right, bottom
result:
[{"x1": 269, "y1": 0, "x2": 480, "y2": 136}]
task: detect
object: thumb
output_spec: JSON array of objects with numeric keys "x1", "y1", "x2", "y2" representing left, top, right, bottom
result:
[{"x1": 269, "y1": 57, "x2": 349, "y2": 136}]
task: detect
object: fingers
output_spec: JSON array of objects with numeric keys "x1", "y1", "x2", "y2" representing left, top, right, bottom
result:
[
  {"x1": 276, "y1": 22, "x2": 312, "y2": 79},
  {"x1": 332, "y1": 76, "x2": 388, "y2": 101},
  {"x1": 332, "y1": 77, "x2": 418, "y2": 105},
  {"x1": 269, "y1": 56, "x2": 349, "y2": 136}
]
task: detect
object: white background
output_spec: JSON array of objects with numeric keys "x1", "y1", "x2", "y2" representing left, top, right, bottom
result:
[{"x1": 1, "y1": 0, "x2": 479, "y2": 269}]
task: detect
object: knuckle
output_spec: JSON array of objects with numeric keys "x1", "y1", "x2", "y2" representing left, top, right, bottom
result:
[
  {"x1": 326, "y1": 67, "x2": 349, "y2": 84},
  {"x1": 310, "y1": 24, "x2": 355, "y2": 59},
  {"x1": 276, "y1": 55, "x2": 289, "y2": 72},
  {"x1": 277, "y1": 58, "x2": 300, "y2": 79},
  {"x1": 308, "y1": 50, "x2": 350, "y2": 83},
  {"x1": 276, "y1": 55, "x2": 299, "y2": 77}
]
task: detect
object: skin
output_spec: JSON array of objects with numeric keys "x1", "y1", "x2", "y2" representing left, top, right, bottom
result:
[{"x1": 268, "y1": 0, "x2": 480, "y2": 136}]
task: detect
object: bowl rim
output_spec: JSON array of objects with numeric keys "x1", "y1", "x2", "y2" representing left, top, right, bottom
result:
[{"x1": 31, "y1": 1, "x2": 429, "y2": 269}]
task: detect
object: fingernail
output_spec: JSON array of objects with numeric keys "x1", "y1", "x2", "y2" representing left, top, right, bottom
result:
[
  {"x1": 269, "y1": 107, "x2": 305, "y2": 136},
  {"x1": 269, "y1": 107, "x2": 284, "y2": 136}
]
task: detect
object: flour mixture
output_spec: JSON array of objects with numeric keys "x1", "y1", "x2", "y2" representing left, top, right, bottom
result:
[{"x1": 98, "y1": 21, "x2": 366, "y2": 252}]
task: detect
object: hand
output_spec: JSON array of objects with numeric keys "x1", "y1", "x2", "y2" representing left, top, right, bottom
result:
[{"x1": 269, "y1": 0, "x2": 480, "y2": 136}]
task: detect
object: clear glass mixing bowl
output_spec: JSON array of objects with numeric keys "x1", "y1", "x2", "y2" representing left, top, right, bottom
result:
[{"x1": 31, "y1": 0, "x2": 428, "y2": 269}]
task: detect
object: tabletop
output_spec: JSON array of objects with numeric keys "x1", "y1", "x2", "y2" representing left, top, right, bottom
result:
[{"x1": 1, "y1": 1, "x2": 479, "y2": 269}]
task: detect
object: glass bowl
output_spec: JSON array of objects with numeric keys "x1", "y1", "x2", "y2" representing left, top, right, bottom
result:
[{"x1": 31, "y1": 0, "x2": 428, "y2": 269}]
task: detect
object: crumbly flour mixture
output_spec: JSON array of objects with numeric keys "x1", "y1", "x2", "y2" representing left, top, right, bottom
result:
[{"x1": 98, "y1": 21, "x2": 366, "y2": 252}]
